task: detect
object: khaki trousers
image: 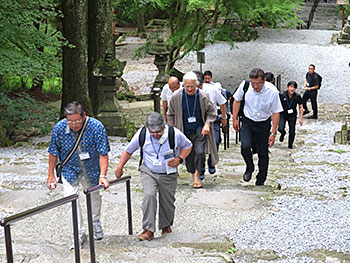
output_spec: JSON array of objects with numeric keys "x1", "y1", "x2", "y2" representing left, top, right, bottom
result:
[
  {"x1": 139, "y1": 164, "x2": 178, "y2": 233},
  {"x1": 62, "y1": 176, "x2": 102, "y2": 236}
]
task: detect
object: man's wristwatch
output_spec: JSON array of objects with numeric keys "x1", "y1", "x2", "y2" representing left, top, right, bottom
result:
[
  {"x1": 177, "y1": 157, "x2": 184, "y2": 164},
  {"x1": 100, "y1": 174, "x2": 107, "y2": 178},
  {"x1": 270, "y1": 133, "x2": 277, "y2": 137}
]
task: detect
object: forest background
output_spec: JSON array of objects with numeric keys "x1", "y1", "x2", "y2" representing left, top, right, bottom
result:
[{"x1": 0, "y1": 0, "x2": 348, "y2": 146}]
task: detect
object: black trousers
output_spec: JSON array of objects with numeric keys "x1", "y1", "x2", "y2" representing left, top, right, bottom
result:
[
  {"x1": 240, "y1": 116, "x2": 271, "y2": 185},
  {"x1": 185, "y1": 127, "x2": 206, "y2": 174},
  {"x1": 278, "y1": 114, "x2": 297, "y2": 148},
  {"x1": 302, "y1": 90, "x2": 318, "y2": 117}
]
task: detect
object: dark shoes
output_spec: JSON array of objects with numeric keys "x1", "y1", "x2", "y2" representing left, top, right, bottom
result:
[
  {"x1": 162, "y1": 226, "x2": 172, "y2": 236},
  {"x1": 255, "y1": 182, "x2": 264, "y2": 186},
  {"x1": 208, "y1": 166, "x2": 216, "y2": 174},
  {"x1": 279, "y1": 133, "x2": 285, "y2": 142},
  {"x1": 138, "y1": 229, "x2": 154, "y2": 241},
  {"x1": 288, "y1": 145, "x2": 293, "y2": 149},
  {"x1": 303, "y1": 109, "x2": 310, "y2": 115},
  {"x1": 306, "y1": 115, "x2": 318, "y2": 119},
  {"x1": 243, "y1": 170, "x2": 253, "y2": 182}
]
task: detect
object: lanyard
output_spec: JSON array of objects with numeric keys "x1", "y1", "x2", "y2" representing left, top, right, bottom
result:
[
  {"x1": 285, "y1": 94, "x2": 295, "y2": 109},
  {"x1": 184, "y1": 90, "x2": 198, "y2": 117},
  {"x1": 150, "y1": 135, "x2": 162, "y2": 159}
]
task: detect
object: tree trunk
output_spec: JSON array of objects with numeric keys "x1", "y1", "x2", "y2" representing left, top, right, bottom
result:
[
  {"x1": 137, "y1": 13, "x2": 145, "y2": 33},
  {"x1": 61, "y1": 0, "x2": 92, "y2": 118},
  {"x1": 88, "y1": 0, "x2": 113, "y2": 116}
]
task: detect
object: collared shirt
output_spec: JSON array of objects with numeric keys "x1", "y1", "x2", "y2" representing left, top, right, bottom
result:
[
  {"x1": 280, "y1": 91, "x2": 303, "y2": 117},
  {"x1": 202, "y1": 83, "x2": 227, "y2": 111},
  {"x1": 125, "y1": 125, "x2": 192, "y2": 173},
  {"x1": 306, "y1": 72, "x2": 321, "y2": 87},
  {"x1": 234, "y1": 80, "x2": 283, "y2": 122},
  {"x1": 48, "y1": 117, "x2": 110, "y2": 186}
]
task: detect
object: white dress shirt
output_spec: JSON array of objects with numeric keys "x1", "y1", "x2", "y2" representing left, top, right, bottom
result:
[
  {"x1": 233, "y1": 80, "x2": 283, "y2": 122},
  {"x1": 202, "y1": 83, "x2": 227, "y2": 112}
]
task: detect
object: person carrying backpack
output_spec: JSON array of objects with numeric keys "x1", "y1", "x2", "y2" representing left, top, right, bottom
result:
[
  {"x1": 115, "y1": 112, "x2": 192, "y2": 241},
  {"x1": 232, "y1": 68, "x2": 283, "y2": 186},
  {"x1": 302, "y1": 64, "x2": 322, "y2": 119}
]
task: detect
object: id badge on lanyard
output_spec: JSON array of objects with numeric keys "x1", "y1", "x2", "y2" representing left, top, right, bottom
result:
[
  {"x1": 188, "y1": 116, "x2": 196, "y2": 123},
  {"x1": 79, "y1": 152, "x2": 90, "y2": 160},
  {"x1": 153, "y1": 159, "x2": 162, "y2": 166},
  {"x1": 288, "y1": 109, "x2": 293, "y2": 114}
]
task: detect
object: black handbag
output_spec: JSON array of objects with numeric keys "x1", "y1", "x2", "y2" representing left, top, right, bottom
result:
[{"x1": 55, "y1": 116, "x2": 90, "y2": 183}]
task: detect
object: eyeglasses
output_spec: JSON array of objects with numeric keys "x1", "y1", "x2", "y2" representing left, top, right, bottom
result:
[
  {"x1": 149, "y1": 130, "x2": 163, "y2": 135},
  {"x1": 251, "y1": 81, "x2": 264, "y2": 87},
  {"x1": 67, "y1": 119, "x2": 83, "y2": 124}
]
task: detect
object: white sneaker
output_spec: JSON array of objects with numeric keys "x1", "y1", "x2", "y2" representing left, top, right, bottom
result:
[
  {"x1": 69, "y1": 233, "x2": 86, "y2": 250},
  {"x1": 93, "y1": 219, "x2": 104, "y2": 240}
]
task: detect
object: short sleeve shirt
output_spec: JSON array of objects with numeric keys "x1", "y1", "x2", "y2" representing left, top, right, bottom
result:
[
  {"x1": 279, "y1": 91, "x2": 303, "y2": 117},
  {"x1": 125, "y1": 125, "x2": 192, "y2": 173},
  {"x1": 234, "y1": 80, "x2": 283, "y2": 121},
  {"x1": 202, "y1": 83, "x2": 227, "y2": 109},
  {"x1": 306, "y1": 72, "x2": 321, "y2": 88},
  {"x1": 48, "y1": 117, "x2": 110, "y2": 186}
]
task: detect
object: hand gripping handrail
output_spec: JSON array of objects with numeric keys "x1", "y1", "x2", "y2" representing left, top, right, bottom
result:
[
  {"x1": 0, "y1": 194, "x2": 81, "y2": 263},
  {"x1": 83, "y1": 176, "x2": 132, "y2": 263}
]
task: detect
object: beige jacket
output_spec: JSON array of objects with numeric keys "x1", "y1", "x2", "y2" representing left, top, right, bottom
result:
[{"x1": 167, "y1": 87, "x2": 219, "y2": 165}]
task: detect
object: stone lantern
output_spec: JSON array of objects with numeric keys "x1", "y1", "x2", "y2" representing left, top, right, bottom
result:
[
  {"x1": 337, "y1": 16, "x2": 350, "y2": 44},
  {"x1": 147, "y1": 37, "x2": 170, "y2": 91},
  {"x1": 92, "y1": 52, "x2": 131, "y2": 137}
]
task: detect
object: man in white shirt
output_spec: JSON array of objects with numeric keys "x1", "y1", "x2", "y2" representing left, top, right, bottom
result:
[
  {"x1": 160, "y1": 76, "x2": 181, "y2": 122},
  {"x1": 232, "y1": 68, "x2": 283, "y2": 186},
  {"x1": 115, "y1": 112, "x2": 192, "y2": 241}
]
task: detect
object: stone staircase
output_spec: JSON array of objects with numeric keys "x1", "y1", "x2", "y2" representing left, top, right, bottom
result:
[
  {"x1": 310, "y1": 1, "x2": 342, "y2": 30},
  {"x1": 296, "y1": 0, "x2": 343, "y2": 30}
]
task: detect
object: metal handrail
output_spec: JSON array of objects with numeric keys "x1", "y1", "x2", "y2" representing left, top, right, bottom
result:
[
  {"x1": 83, "y1": 176, "x2": 132, "y2": 263},
  {"x1": 0, "y1": 194, "x2": 81, "y2": 263}
]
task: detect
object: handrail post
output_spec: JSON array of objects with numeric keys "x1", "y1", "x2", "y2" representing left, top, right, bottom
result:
[
  {"x1": 86, "y1": 193, "x2": 96, "y2": 263},
  {"x1": 71, "y1": 199, "x2": 81, "y2": 263},
  {"x1": 4, "y1": 225, "x2": 13, "y2": 263},
  {"x1": 126, "y1": 180, "x2": 133, "y2": 235}
]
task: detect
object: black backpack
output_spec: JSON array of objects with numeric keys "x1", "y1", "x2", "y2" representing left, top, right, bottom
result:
[
  {"x1": 234, "y1": 80, "x2": 250, "y2": 117},
  {"x1": 138, "y1": 125, "x2": 175, "y2": 166}
]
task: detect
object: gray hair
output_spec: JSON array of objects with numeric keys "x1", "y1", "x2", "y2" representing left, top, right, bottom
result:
[
  {"x1": 64, "y1": 101, "x2": 84, "y2": 117},
  {"x1": 183, "y1": 71, "x2": 199, "y2": 86},
  {"x1": 145, "y1": 112, "x2": 165, "y2": 131}
]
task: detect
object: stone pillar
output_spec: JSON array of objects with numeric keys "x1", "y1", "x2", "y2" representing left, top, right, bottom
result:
[
  {"x1": 147, "y1": 37, "x2": 170, "y2": 91},
  {"x1": 93, "y1": 52, "x2": 134, "y2": 137}
]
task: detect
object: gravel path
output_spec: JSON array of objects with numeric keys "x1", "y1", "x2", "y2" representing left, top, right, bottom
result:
[
  {"x1": 119, "y1": 28, "x2": 350, "y2": 104},
  {"x1": 1, "y1": 28, "x2": 350, "y2": 262},
  {"x1": 229, "y1": 120, "x2": 350, "y2": 262}
]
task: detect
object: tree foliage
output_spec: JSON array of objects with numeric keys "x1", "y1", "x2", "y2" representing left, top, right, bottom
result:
[
  {"x1": 128, "y1": 0, "x2": 303, "y2": 69},
  {"x1": 0, "y1": 0, "x2": 63, "y2": 81}
]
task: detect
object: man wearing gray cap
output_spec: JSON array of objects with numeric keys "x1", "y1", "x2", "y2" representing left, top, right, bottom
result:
[{"x1": 115, "y1": 112, "x2": 192, "y2": 241}]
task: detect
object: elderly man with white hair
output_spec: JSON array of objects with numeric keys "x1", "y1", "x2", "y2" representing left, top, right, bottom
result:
[
  {"x1": 115, "y1": 112, "x2": 192, "y2": 241},
  {"x1": 167, "y1": 71, "x2": 218, "y2": 188}
]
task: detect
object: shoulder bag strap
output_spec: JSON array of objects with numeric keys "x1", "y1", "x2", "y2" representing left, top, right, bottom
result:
[{"x1": 62, "y1": 116, "x2": 90, "y2": 167}]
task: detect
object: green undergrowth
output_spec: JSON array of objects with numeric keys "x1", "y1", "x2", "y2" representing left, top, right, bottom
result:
[{"x1": 0, "y1": 92, "x2": 59, "y2": 145}]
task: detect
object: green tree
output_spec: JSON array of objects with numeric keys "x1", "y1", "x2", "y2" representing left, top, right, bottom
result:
[
  {"x1": 130, "y1": 0, "x2": 303, "y2": 70},
  {"x1": 0, "y1": 0, "x2": 62, "y2": 88}
]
